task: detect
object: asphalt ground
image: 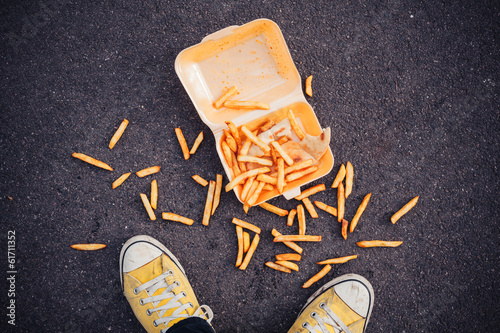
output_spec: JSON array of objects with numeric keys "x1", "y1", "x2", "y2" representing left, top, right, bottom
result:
[{"x1": 1, "y1": 1, "x2": 499, "y2": 332}]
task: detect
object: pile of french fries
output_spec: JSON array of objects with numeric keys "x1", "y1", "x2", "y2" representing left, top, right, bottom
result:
[{"x1": 221, "y1": 110, "x2": 321, "y2": 214}]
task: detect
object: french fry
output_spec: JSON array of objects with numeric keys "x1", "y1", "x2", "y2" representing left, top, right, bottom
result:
[
  {"x1": 247, "y1": 181, "x2": 265, "y2": 206},
  {"x1": 302, "y1": 197, "x2": 318, "y2": 218},
  {"x1": 224, "y1": 129, "x2": 238, "y2": 153},
  {"x1": 189, "y1": 131, "x2": 204, "y2": 154},
  {"x1": 72, "y1": 152, "x2": 113, "y2": 171},
  {"x1": 240, "y1": 126, "x2": 271, "y2": 153},
  {"x1": 232, "y1": 217, "x2": 261, "y2": 234},
  {"x1": 239, "y1": 137, "x2": 252, "y2": 156},
  {"x1": 202, "y1": 180, "x2": 216, "y2": 226},
  {"x1": 276, "y1": 253, "x2": 302, "y2": 261},
  {"x1": 295, "y1": 184, "x2": 326, "y2": 201},
  {"x1": 391, "y1": 196, "x2": 419, "y2": 224},
  {"x1": 240, "y1": 177, "x2": 256, "y2": 202},
  {"x1": 225, "y1": 167, "x2": 271, "y2": 192},
  {"x1": 317, "y1": 255, "x2": 358, "y2": 265},
  {"x1": 192, "y1": 175, "x2": 208, "y2": 187},
  {"x1": 271, "y1": 141, "x2": 294, "y2": 166},
  {"x1": 259, "y1": 202, "x2": 288, "y2": 216},
  {"x1": 140, "y1": 193, "x2": 156, "y2": 221},
  {"x1": 231, "y1": 153, "x2": 241, "y2": 177},
  {"x1": 260, "y1": 119, "x2": 276, "y2": 132},
  {"x1": 243, "y1": 231, "x2": 250, "y2": 253},
  {"x1": 245, "y1": 180, "x2": 260, "y2": 203},
  {"x1": 271, "y1": 229, "x2": 303, "y2": 254},
  {"x1": 287, "y1": 209, "x2": 297, "y2": 226},
  {"x1": 314, "y1": 201, "x2": 338, "y2": 217},
  {"x1": 243, "y1": 203, "x2": 250, "y2": 214},
  {"x1": 109, "y1": 119, "x2": 129, "y2": 149},
  {"x1": 337, "y1": 182, "x2": 345, "y2": 222},
  {"x1": 305, "y1": 75, "x2": 313, "y2": 97},
  {"x1": 277, "y1": 157, "x2": 285, "y2": 193},
  {"x1": 238, "y1": 161, "x2": 247, "y2": 173},
  {"x1": 274, "y1": 235, "x2": 322, "y2": 242},
  {"x1": 262, "y1": 184, "x2": 274, "y2": 191},
  {"x1": 239, "y1": 234, "x2": 260, "y2": 270},
  {"x1": 214, "y1": 86, "x2": 238, "y2": 109},
  {"x1": 136, "y1": 166, "x2": 160, "y2": 178},
  {"x1": 287, "y1": 109, "x2": 305, "y2": 140},
  {"x1": 270, "y1": 144, "x2": 278, "y2": 165},
  {"x1": 302, "y1": 264, "x2": 332, "y2": 288},
  {"x1": 175, "y1": 128, "x2": 190, "y2": 160},
  {"x1": 357, "y1": 240, "x2": 403, "y2": 248},
  {"x1": 224, "y1": 100, "x2": 270, "y2": 110},
  {"x1": 277, "y1": 136, "x2": 289, "y2": 145},
  {"x1": 211, "y1": 174, "x2": 223, "y2": 215},
  {"x1": 150, "y1": 179, "x2": 158, "y2": 210},
  {"x1": 285, "y1": 159, "x2": 314, "y2": 175},
  {"x1": 225, "y1": 120, "x2": 242, "y2": 145},
  {"x1": 350, "y1": 193, "x2": 371, "y2": 232},
  {"x1": 297, "y1": 204, "x2": 306, "y2": 235},
  {"x1": 331, "y1": 164, "x2": 346, "y2": 188},
  {"x1": 162, "y1": 212, "x2": 194, "y2": 226},
  {"x1": 257, "y1": 174, "x2": 278, "y2": 185},
  {"x1": 276, "y1": 260, "x2": 299, "y2": 272},
  {"x1": 112, "y1": 172, "x2": 131, "y2": 189},
  {"x1": 235, "y1": 226, "x2": 244, "y2": 267},
  {"x1": 221, "y1": 141, "x2": 233, "y2": 168},
  {"x1": 71, "y1": 244, "x2": 106, "y2": 251},
  {"x1": 237, "y1": 155, "x2": 273, "y2": 166},
  {"x1": 286, "y1": 166, "x2": 318, "y2": 182},
  {"x1": 266, "y1": 261, "x2": 291, "y2": 273},
  {"x1": 345, "y1": 162, "x2": 353, "y2": 198},
  {"x1": 341, "y1": 218, "x2": 348, "y2": 240}
]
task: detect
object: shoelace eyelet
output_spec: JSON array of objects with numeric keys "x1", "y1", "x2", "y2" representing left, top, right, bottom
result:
[
  {"x1": 139, "y1": 299, "x2": 145, "y2": 306},
  {"x1": 311, "y1": 312, "x2": 317, "y2": 318},
  {"x1": 188, "y1": 302, "x2": 193, "y2": 307},
  {"x1": 319, "y1": 302, "x2": 326, "y2": 309},
  {"x1": 302, "y1": 323, "x2": 307, "y2": 328},
  {"x1": 146, "y1": 309, "x2": 152, "y2": 316},
  {"x1": 153, "y1": 320, "x2": 158, "y2": 327},
  {"x1": 182, "y1": 291, "x2": 187, "y2": 297},
  {"x1": 133, "y1": 288, "x2": 139, "y2": 295}
]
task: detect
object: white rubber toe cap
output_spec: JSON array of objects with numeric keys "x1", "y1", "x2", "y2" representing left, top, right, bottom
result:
[
  {"x1": 334, "y1": 275, "x2": 373, "y2": 318},
  {"x1": 122, "y1": 241, "x2": 162, "y2": 273}
]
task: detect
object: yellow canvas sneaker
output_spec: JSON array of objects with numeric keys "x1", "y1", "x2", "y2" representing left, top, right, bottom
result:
[
  {"x1": 120, "y1": 235, "x2": 214, "y2": 333},
  {"x1": 288, "y1": 274, "x2": 374, "y2": 333}
]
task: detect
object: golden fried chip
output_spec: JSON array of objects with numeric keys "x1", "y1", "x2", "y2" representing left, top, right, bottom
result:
[
  {"x1": 259, "y1": 202, "x2": 288, "y2": 216},
  {"x1": 140, "y1": 193, "x2": 156, "y2": 221},
  {"x1": 345, "y1": 161, "x2": 353, "y2": 198},
  {"x1": 71, "y1": 244, "x2": 106, "y2": 251},
  {"x1": 302, "y1": 265, "x2": 331, "y2": 288},
  {"x1": 239, "y1": 234, "x2": 260, "y2": 270},
  {"x1": 214, "y1": 86, "x2": 238, "y2": 109},
  {"x1": 277, "y1": 157, "x2": 285, "y2": 193},
  {"x1": 225, "y1": 120, "x2": 242, "y2": 145},
  {"x1": 271, "y1": 141, "x2": 294, "y2": 166},
  {"x1": 189, "y1": 131, "x2": 204, "y2": 154},
  {"x1": 295, "y1": 184, "x2": 326, "y2": 201},
  {"x1": 357, "y1": 240, "x2": 403, "y2": 248},
  {"x1": 285, "y1": 166, "x2": 318, "y2": 182},
  {"x1": 72, "y1": 152, "x2": 113, "y2": 171},
  {"x1": 391, "y1": 196, "x2": 419, "y2": 224},
  {"x1": 192, "y1": 175, "x2": 208, "y2": 187},
  {"x1": 302, "y1": 197, "x2": 318, "y2": 218},
  {"x1": 150, "y1": 179, "x2": 158, "y2": 210},
  {"x1": 162, "y1": 212, "x2": 194, "y2": 225},
  {"x1": 243, "y1": 231, "x2": 250, "y2": 253},
  {"x1": 232, "y1": 217, "x2": 261, "y2": 234},
  {"x1": 273, "y1": 235, "x2": 321, "y2": 242},
  {"x1": 237, "y1": 155, "x2": 273, "y2": 166},
  {"x1": 287, "y1": 109, "x2": 305, "y2": 140},
  {"x1": 202, "y1": 180, "x2": 216, "y2": 226},
  {"x1": 331, "y1": 164, "x2": 346, "y2": 188},
  {"x1": 136, "y1": 166, "x2": 160, "y2": 178},
  {"x1": 287, "y1": 208, "x2": 297, "y2": 226},
  {"x1": 112, "y1": 172, "x2": 131, "y2": 189},
  {"x1": 175, "y1": 128, "x2": 190, "y2": 160},
  {"x1": 109, "y1": 119, "x2": 129, "y2": 149},
  {"x1": 240, "y1": 126, "x2": 271, "y2": 153},
  {"x1": 276, "y1": 253, "x2": 302, "y2": 261},
  {"x1": 337, "y1": 182, "x2": 345, "y2": 222},
  {"x1": 225, "y1": 167, "x2": 271, "y2": 192},
  {"x1": 211, "y1": 174, "x2": 223, "y2": 215},
  {"x1": 235, "y1": 226, "x2": 244, "y2": 267},
  {"x1": 265, "y1": 261, "x2": 291, "y2": 273},
  {"x1": 314, "y1": 201, "x2": 338, "y2": 217},
  {"x1": 305, "y1": 75, "x2": 313, "y2": 97},
  {"x1": 297, "y1": 204, "x2": 306, "y2": 235},
  {"x1": 350, "y1": 193, "x2": 371, "y2": 232},
  {"x1": 275, "y1": 260, "x2": 299, "y2": 272},
  {"x1": 271, "y1": 229, "x2": 303, "y2": 254},
  {"x1": 317, "y1": 255, "x2": 357, "y2": 265}
]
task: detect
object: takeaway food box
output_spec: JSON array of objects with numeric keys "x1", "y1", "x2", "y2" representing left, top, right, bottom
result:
[{"x1": 175, "y1": 19, "x2": 334, "y2": 205}]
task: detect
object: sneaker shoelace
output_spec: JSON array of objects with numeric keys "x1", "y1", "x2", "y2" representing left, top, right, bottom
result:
[
  {"x1": 133, "y1": 270, "x2": 213, "y2": 333},
  {"x1": 299, "y1": 302, "x2": 353, "y2": 333}
]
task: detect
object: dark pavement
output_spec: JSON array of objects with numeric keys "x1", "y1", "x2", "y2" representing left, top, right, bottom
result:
[{"x1": 1, "y1": 1, "x2": 499, "y2": 332}]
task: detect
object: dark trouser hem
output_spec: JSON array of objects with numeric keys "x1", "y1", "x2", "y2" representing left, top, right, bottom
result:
[{"x1": 167, "y1": 317, "x2": 215, "y2": 333}]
